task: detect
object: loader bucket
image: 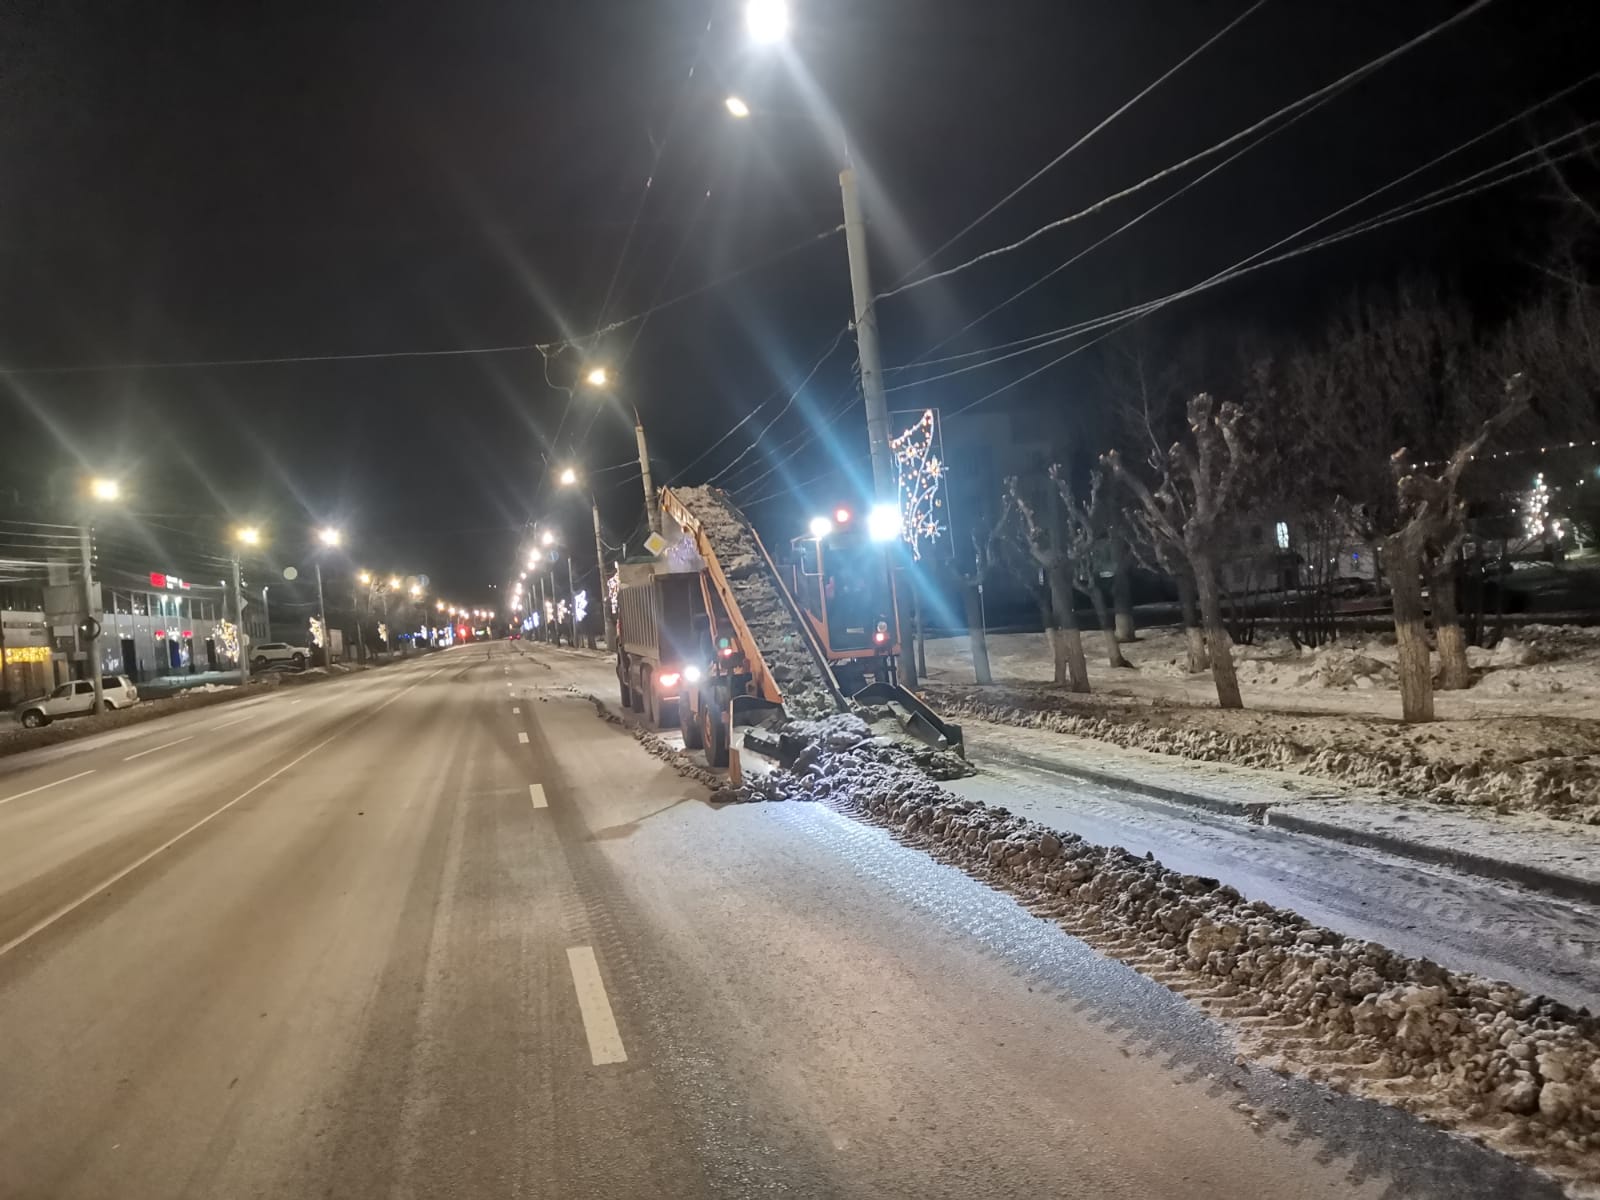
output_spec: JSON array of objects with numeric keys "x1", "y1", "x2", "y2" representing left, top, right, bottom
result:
[{"x1": 851, "y1": 682, "x2": 965, "y2": 758}]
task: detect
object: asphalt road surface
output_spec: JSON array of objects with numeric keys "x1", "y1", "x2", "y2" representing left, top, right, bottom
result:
[{"x1": 0, "y1": 643, "x2": 1562, "y2": 1199}]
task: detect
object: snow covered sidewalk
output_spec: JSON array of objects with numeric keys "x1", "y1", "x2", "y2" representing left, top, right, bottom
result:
[{"x1": 955, "y1": 713, "x2": 1600, "y2": 905}]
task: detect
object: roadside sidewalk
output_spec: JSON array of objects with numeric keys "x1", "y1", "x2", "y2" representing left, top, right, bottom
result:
[{"x1": 962, "y1": 716, "x2": 1600, "y2": 905}]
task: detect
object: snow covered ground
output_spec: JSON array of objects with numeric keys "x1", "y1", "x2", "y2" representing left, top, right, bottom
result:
[{"x1": 923, "y1": 626, "x2": 1600, "y2": 824}]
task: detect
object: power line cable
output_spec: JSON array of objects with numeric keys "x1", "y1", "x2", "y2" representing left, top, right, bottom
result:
[
  {"x1": 877, "y1": 0, "x2": 1495, "y2": 305},
  {"x1": 889, "y1": 0, "x2": 1272, "y2": 289}
]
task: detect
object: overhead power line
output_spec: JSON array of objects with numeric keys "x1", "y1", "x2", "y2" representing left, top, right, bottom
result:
[
  {"x1": 939, "y1": 131, "x2": 1598, "y2": 422},
  {"x1": 0, "y1": 225, "x2": 843, "y2": 377},
  {"x1": 877, "y1": 0, "x2": 1496, "y2": 305},
  {"x1": 884, "y1": 75, "x2": 1600, "y2": 396},
  {"x1": 889, "y1": 0, "x2": 1271, "y2": 290}
]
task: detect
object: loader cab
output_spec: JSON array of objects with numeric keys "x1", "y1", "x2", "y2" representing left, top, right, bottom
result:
[{"x1": 790, "y1": 507, "x2": 898, "y2": 661}]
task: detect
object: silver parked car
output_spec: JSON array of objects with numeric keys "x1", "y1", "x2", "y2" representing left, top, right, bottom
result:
[{"x1": 17, "y1": 676, "x2": 141, "y2": 728}]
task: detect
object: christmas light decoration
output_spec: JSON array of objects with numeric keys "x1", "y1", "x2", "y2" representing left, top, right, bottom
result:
[
  {"x1": 890, "y1": 408, "x2": 948, "y2": 561},
  {"x1": 309, "y1": 616, "x2": 326, "y2": 648},
  {"x1": 214, "y1": 618, "x2": 240, "y2": 662},
  {"x1": 574, "y1": 590, "x2": 589, "y2": 624}
]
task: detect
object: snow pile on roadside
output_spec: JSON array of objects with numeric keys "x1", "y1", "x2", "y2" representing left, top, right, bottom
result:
[
  {"x1": 763, "y1": 739, "x2": 1600, "y2": 1186},
  {"x1": 670, "y1": 486, "x2": 836, "y2": 720},
  {"x1": 937, "y1": 693, "x2": 1600, "y2": 825}
]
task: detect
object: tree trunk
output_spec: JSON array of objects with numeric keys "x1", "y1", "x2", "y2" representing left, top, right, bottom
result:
[
  {"x1": 1387, "y1": 537, "x2": 1435, "y2": 723},
  {"x1": 1112, "y1": 538, "x2": 1137, "y2": 642},
  {"x1": 963, "y1": 580, "x2": 993, "y2": 685},
  {"x1": 1085, "y1": 574, "x2": 1130, "y2": 668},
  {"x1": 1432, "y1": 562, "x2": 1471, "y2": 691},
  {"x1": 1176, "y1": 566, "x2": 1209, "y2": 673},
  {"x1": 1047, "y1": 563, "x2": 1090, "y2": 693},
  {"x1": 1188, "y1": 549, "x2": 1242, "y2": 709},
  {"x1": 912, "y1": 583, "x2": 928, "y2": 680}
]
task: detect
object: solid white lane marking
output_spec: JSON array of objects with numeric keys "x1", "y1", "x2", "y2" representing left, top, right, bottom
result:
[
  {"x1": 529, "y1": 783, "x2": 547, "y2": 809},
  {"x1": 512, "y1": 706, "x2": 520, "y2": 714},
  {"x1": 0, "y1": 770, "x2": 96, "y2": 808},
  {"x1": 517, "y1": 731, "x2": 529, "y2": 744},
  {"x1": 212, "y1": 714, "x2": 251, "y2": 730},
  {"x1": 290, "y1": 699, "x2": 303, "y2": 706},
  {"x1": 0, "y1": 665, "x2": 449, "y2": 960},
  {"x1": 566, "y1": 946, "x2": 627, "y2": 1065},
  {"x1": 123, "y1": 736, "x2": 193, "y2": 762}
]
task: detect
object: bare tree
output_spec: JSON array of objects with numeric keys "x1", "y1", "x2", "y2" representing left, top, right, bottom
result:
[
  {"x1": 1050, "y1": 463, "x2": 1130, "y2": 669},
  {"x1": 1000, "y1": 475, "x2": 1089, "y2": 692},
  {"x1": 1105, "y1": 393, "x2": 1253, "y2": 709},
  {"x1": 954, "y1": 508, "x2": 1009, "y2": 686}
]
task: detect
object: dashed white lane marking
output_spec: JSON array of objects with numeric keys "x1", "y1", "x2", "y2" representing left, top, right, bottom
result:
[
  {"x1": 0, "y1": 666, "x2": 449, "y2": 960},
  {"x1": 212, "y1": 714, "x2": 251, "y2": 730},
  {"x1": 517, "y1": 731, "x2": 530, "y2": 744},
  {"x1": 123, "y1": 736, "x2": 194, "y2": 762},
  {"x1": 0, "y1": 770, "x2": 96, "y2": 807},
  {"x1": 529, "y1": 783, "x2": 547, "y2": 809},
  {"x1": 289, "y1": 699, "x2": 303, "y2": 706},
  {"x1": 512, "y1": 706, "x2": 520, "y2": 714},
  {"x1": 566, "y1": 946, "x2": 627, "y2": 1065}
]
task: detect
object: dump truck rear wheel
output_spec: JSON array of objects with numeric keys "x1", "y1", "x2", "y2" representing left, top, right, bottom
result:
[
  {"x1": 703, "y1": 703, "x2": 729, "y2": 768},
  {"x1": 680, "y1": 694, "x2": 704, "y2": 749}
]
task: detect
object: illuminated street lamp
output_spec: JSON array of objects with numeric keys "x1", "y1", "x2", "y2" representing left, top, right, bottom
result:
[
  {"x1": 584, "y1": 365, "x2": 610, "y2": 388},
  {"x1": 317, "y1": 527, "x2": 341, "y2": 547},
  {"x1": 388, "y1": 575, "x2": 401, "y2": 589},
  {"x1": 359, "y1": 570, "x2": 371, "y2": 585},
  {"x1": 89, "y1": 477, "x2": 121, "y2": 503},
  {"x1": 724, "y1": 95, "x2": 751, "y2": 119},
  {"x1": 236, "y1": 526, "x2": 261, "y2": 547},
  {"x1": 745, "y1": 0, "x2": 788, "y2": 44},
  {"x1": 541, "y1": 529, "x2": 556, "y2": 547},
  {"x1": 558, "y1": 466, "x2": 578, "y2": 486}
]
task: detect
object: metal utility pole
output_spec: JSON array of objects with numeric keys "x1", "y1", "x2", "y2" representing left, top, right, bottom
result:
[
  {"x1": 591, "y1": 498, "x2": 608, "y2": 648},
  {"x1": 78, "y1": 522, "x2": 104, "y2": 713},
  {"x1": 314, "y1": 563, "x2": 329, "y2": 664},
  {"x1": 839, "y1": 163, "x2": 916, "y2": 687},
  {"x1": 566, "y1": 554, "x2": 578, "y2": 645},
  {"x1": 232, "y1": 555, "x2": 251, "y2": 684},
  {"x1": 633, "y1": 408, "x2": 660, "y2": 535},
  {"x1": 839, "y1": 166, "x2": 893, "y2": 500}
]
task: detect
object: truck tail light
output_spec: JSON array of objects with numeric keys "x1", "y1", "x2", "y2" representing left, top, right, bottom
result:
[
  {"x1": 657, "y1": 672, "x2": 681, "y2": 690},
  {"x1": 874, "y1": 620, "x2": 889, "y2": 645}
]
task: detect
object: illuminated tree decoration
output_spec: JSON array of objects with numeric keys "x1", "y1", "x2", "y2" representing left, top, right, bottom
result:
[
  {"x1": 214, "y1": 617, "x2": 240, "y2": 661},
  {"x1": 574, "y1": 589, "x2": 589, "y2": 624},
  {"x1": 309, "y1": 616, "x2": 326, "y2": 648},
  {"x1": 1523, "y1": 473, "x2": 1551, "y2": 538},
  {"x1": 607, "y1": 567, "x2": 621, "y2": 614},
  {"x1": 890, "y1": 408, "x2": 948, "y2": 560},
  {"x1": 557, "y1": 599, "x2": 570, "y2": 623}
]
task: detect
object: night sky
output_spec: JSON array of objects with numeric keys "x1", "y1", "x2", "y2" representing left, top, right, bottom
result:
[{"x1": 4, "y1": 0, "x2": 1596, "y2": 599}]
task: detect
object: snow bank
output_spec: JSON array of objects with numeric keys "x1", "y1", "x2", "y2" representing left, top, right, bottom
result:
[
  {"x1": 603, "y1": 691, "x2": 1600, "y2": 1188},
  {"x1": 934, "y1": 692, "x2": 1600, "y2": 825}
]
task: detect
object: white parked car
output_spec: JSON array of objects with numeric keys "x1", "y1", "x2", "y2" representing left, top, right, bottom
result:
[
  {"x1": 17, "y1": 675, "x2": 141, "y2": 728},
  {"x1": 251, "y1": 642, "x2": 309, "y2": 671}
]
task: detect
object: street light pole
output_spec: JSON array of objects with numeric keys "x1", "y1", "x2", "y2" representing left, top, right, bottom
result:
[
  {"x1": 633, "y1": 406, "x2": 660, "y2": 535},
  {"x1": 591, "y1": 498, "x2": 607, "y2": 648},
  {"x1": 78, "y1": 521, "x2": 104, "y2": 713},
  {"x1": 314, "y1": 563, "x2": 328, "y2": 664},
  {"x1": 232, "y1": 554, "x2": 251, "y2": 685},
  {"x1": 261, "y1": 585, "x2": 272, "y2": 642},
  {"x1": 839, "y1": 166, "x2": 894, "y2": 501}
]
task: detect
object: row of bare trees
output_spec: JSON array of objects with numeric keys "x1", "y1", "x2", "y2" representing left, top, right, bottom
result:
[{"x1": 969, "y1": 276, "x2": 1600, "y2": 723}]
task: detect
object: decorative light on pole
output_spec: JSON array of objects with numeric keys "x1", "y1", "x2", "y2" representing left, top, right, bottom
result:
[{"x1": 890, "y1": 408, "x2": 948, "y2": 562}]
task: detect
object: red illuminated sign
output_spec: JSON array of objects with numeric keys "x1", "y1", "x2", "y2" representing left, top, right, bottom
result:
[{"x1": 149, "y1": 573, "x2": 192, "y2": 590}]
